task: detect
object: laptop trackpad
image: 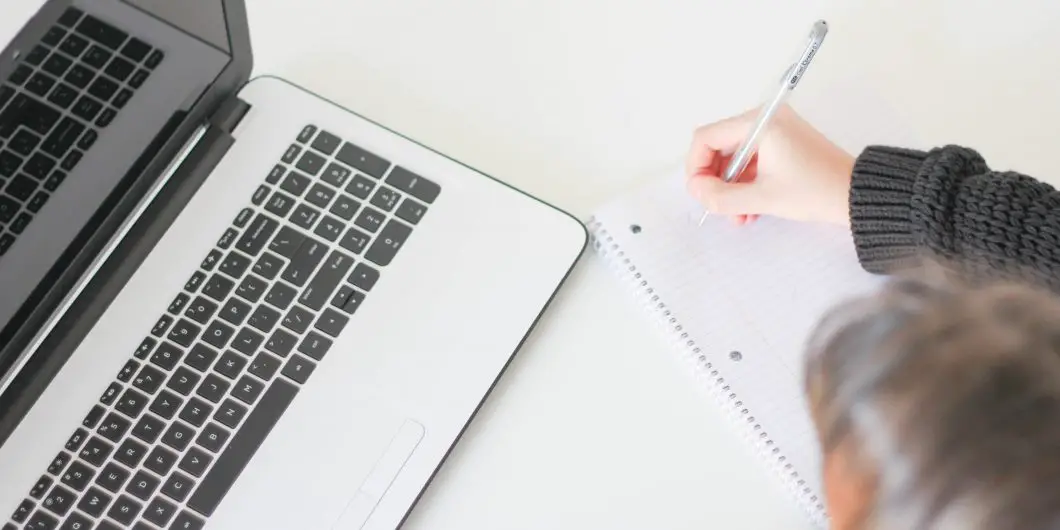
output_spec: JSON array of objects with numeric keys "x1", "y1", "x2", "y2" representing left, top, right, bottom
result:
[{"x1": 333, "y1": 419, "x2": 425, "y2": 529}]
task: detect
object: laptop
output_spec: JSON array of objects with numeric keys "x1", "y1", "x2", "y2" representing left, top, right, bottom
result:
[{"x1": 0, "y1": 0, "x2": 587, "y2": 528}]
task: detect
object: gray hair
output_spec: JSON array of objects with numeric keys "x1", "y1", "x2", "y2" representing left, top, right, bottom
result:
[{"x1": 804, "y1": 261, "x2": 1060, "y2": 529}]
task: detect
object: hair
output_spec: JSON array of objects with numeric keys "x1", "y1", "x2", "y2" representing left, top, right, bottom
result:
[{"x1": 804, "y1": 258, "x2": 1060, "y2": 529}]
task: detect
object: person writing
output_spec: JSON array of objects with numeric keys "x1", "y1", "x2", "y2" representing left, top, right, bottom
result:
[{"x1": 685, "y1": 106, "x2": 1060, "y2": 529}]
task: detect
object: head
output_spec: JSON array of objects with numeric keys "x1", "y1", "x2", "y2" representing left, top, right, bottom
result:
[{"x1": 804, "y1": 261, "x2": 1060, "y2": 529}]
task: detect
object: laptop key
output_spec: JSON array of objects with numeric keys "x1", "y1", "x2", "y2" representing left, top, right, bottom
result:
[
  {"x1": 0, "y1": 196, "x2": 16, "y2": 222},
  {"x1": 321, "y1": 162, "x2": 351, "y2": 187},
  {"x1": 297, "y1": 331, "x2": 332, "y2": 361},
  {"x1": 25, "y1": 510, "x2": 57, "y2": 529},
  {"x1": 369, "y1": 186, "x2": 400, "y2": 212},
  {"x1": 76, "y1": 15, "x2": 128, "y2": 50},
  {"x1": 26, "y1": 72, "x2": 56, "y2": 97},
  {"x1": 179, "y1": 447, "x2": 213, "y2": 477},
  {"x1": 126, "y1": 470, "x2": 160, "y2": 501},
  {"x1": 366, "y1": 219, "x2": 412, "y2": 266},
  {"x1": 187, "y1": 379, "x2": 298, "y2": 517},
  {"x1": 345, "y1": 173, "x2": 375, "y2": 199},
  {"x1": 235, "y1": 275, "x2": 268, "y2": 303},
  {"x1": 264, "y1": 282, "x2": 297, "y2": 311},
  {"x1": 280, "y1": 170, "x2": 310, "y2": 196},
  {"x1": 128, "y1": 68, "x2": 149, "y2": 88},
  {"x1": 149, "y1": 442, "x2": 182, "y2": 472},
  {"x1": 60, "y1": 511, "x2": 92, "y2": 530},
  {"x1": 46, "y1": 452, "x2": 70, "y2": 475},
  {"x1": 296, "y1": 124, "x2": 317, "y2": 143},
  {"x1": 338, "y1": 226, "x2": 370, "y2": 255},
  {"x1": 0, "y1": 233, "x2": 14, "y2": 255},
  {"x1": 386, "y1": 165, "x2": 441, "y2": 203},
  {"x1": 185, "y1": 343, "x2": 219, "y2": 372},
  {"x1": 395, "y1": 197, "x2": 427, "y2": 225},
  {"x1": 46, "y1": 83, "x2": 78, "y2": 109},
  {"x1": 115, "y1": 388, "x2": 148, "y2": 418},
  {"x1": 145, "y1": 49, "x2": 165, "y2": 68},
  {"x1": 6, "y1": 175, "x2": 37, "y2": 201},
  {"x1": 282, "y1": 305, "x2": 313, "y2": 334},
  {"x1": 310, "y1": 129, "x2": 341, "y2": 155},
  {"x1": 264, "y1": 190, "x2": 295, "y2": 217},
  {"x1": 114, "y1": 438, "x2": 149, "y2": 469},
  {"x1": 252, "y1": 252, "x2": 284, "y2": 280},
  {"x1": 59, "y1": 461, "x2": 94, "y2": 492},
  {"x1": 353, "y1": 206, "x2": 384, "y2": 233},
  {"x1": 214, "y1": 350, "x2": 247, "y2": 380},
  {"x1": 196, "y1": 373, "x2": 229, "y2": 403},
  {"x1": 10, "y1": 129, "x2": 42, "y2": 156},
  {"x1": 41, "y1": 53, "x2": 72, "y2": 77},
  {"x1": 230, "y1": 327, "x2": 263, "y2": 356},
  {"x1": 106, "y1": 494, "x2": 142, "y2": 525},
  {"x1": 10, "y1": 499, "x2": 33, "y2": 523},
  {"x1": 71, "y1": 95, "x2": 102, "y2": 121},
  {"x1": 0, "y1": 151, "x2": 21, "y2": 177},
  {"x1": 148, "y1": 390, "x2": 183, "y2": 420},
  {"x1": 27, "y1": 191, "x2": 50, "y2": 212},
  {"x1": 95, "y1": 108, "x2": 116, "y2": 127},
  {"x1": 78, "y1": 486, "x2": 112, "y2": 516},
  {"x1": 132, "y1": 364, "x2": 165, "y2": 394},
  {"x1": 144, "y1": 496, "x2": 178, "y2": 527},
  {"x1": 281, "y1": 355, "x2": 316, "y2": 384},
  {"x1": 98, "y1": 382, "x2": 121, "y2": 405},
  {"x1": 78, "y1": 437, "x2": 112, "y2": 467},
  {"x1": 235, "y1": 213, "x2": 278, "y2": 256},
  {"x1": 177, "y1": 398, "x2": 212, "y2": 430},
  {"x1": 196, "y1": 422, "x2": 232, "y2": 452},
  {"x1": 168, "y1": 366, "x2": 202, "y2": 396},
  {"x1": 130, "y1": 414, "x2": 164, "y2": 444},
  {"x1": 104, "y1": 56, "x2": 135, "y2": 81},
  {"x1": 64, "y1": 429, "x2": 89, "y2": 452},
  {"x1": 299, "y1": 250, "x2": 354, "y2": 310},
  {"x1": 95, "y1": 412, "x2": 131, "y2": 443},
  {"x1": 220, "y1": 297, "x2": 252, "y2": 326},
  {"x1": 184, "y1": 296, "x2": 218, "y2": 325},
  {"x1": 10, "y1": 212, "x2": 32, "y2": 234},
  {"x1": 295, "y1": 150, "x2": 326, "y2": 176},
  {"x1": 335, "y1": 141, "x2": 390, "y2": 179},
  {"x1": 81, "y1": 405, "x2": 105, "y2": 429},
  {"x1": 218, "y1": 251, "x2": 252, "y2": 279},
  {"x1": 314, "y1": 308, "x2": 349, "y2": 337},
  {"x1": 30, "y1": 476, "x2": 53, "y2": 499},
  {"x1": 42, "y1": 484, "x2": 75, "y2": 516},
  {"x1": 120, "y1": 38, "x2": 151, "y2": 61},
  {"x1": 281, "y1": 236, "x2": 326, "y2": 286},
  {"x1": 247, "y1": 304, "x2": 280, "y2": 334},
  {"x1": 248, "y1": 352, "x2": 281, "y2": 381}
]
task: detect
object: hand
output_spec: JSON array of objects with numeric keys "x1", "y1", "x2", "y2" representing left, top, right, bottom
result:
[{"x1": 685, "y1": 105, "x2": 855, "y2": 226}]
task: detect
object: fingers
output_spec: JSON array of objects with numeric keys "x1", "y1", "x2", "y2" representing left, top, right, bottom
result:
[
  {"x1": 686, "y1": 174, "x2": 769, "y2": 217},
  {"x1": 685, "y1": 108, "x2": 758, "y2": 178}
]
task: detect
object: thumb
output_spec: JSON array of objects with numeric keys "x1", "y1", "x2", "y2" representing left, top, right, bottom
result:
[
  {"x1": 686, "y1": 175, "x2": 769, "y2": 216},
  {"x1": 687, "y1": 109, "x2": 758, "y2": 177}
]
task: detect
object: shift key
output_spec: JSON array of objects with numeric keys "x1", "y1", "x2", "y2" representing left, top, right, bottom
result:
[
  {"x1": 298, "y1": 251, "x2": 354, "y2": 310},
  {"x1": 281, "y1": 237, "x2": 327, "y2": 287},
  {"x1": 236, "y1": 214, "x2": 279, "y2": 256}
]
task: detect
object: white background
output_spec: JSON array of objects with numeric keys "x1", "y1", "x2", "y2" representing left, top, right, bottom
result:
[{"x1": 4, "y1": 1, "x2": 1060, "y2": 528}]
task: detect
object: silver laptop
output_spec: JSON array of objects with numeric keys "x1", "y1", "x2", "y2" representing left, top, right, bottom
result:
[{"x1": 0, "y1": 1, "x2": 587, "y2": 528}]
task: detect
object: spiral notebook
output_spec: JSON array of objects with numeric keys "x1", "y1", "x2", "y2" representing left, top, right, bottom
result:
[{"x1": 586, "y1": 175, "x2": 888, "y2": 526}]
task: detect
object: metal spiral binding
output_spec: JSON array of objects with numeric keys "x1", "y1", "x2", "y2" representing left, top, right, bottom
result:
[{"x1": 586, "y1": 215, "x2": 827, "y2": 528}]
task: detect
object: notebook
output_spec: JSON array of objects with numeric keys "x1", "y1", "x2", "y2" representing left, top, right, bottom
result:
[{"x1": 584, "y1": 79, "x2": 920, "y2": 527}]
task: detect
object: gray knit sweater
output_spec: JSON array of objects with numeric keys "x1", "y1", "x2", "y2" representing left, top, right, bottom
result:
[{"x1": 849, "y1": 145, "x2": 1060, "y2": 287}]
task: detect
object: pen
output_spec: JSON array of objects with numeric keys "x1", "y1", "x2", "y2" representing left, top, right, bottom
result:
[{"x1": 698, "y1": 19, "x2": 829, "y2": 226}]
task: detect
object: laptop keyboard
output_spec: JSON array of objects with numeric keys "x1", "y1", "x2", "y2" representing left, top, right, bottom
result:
[
  {"x1": 4, "y1": 125, "x2": 439, "y2": 530},
  {"x1": 0, "y1": 6, "x2": 164, "y2": 256}
]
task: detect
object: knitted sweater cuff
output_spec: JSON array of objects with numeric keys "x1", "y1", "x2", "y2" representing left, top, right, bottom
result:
[{"x1": 848, "y1": 146, "x2": 931, "y2": 273}]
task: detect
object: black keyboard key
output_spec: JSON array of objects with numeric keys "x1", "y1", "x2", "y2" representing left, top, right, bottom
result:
[
  {"x1": 201, "y1": 273, "x2": 235, "y2": 302},
  {"x1": 264, "y1": 282, "x2": 297, "y2": 311},
  {"x1": 63, "y1": 64, "x2": 93, "y2": 89},
  {"x1": 145, "y1": 447, "x2": 178, "y2": 476},
  {"x1": 197, "y1": 422, "x2": 231, "y2": 453},
  {"x1": 27, "y1": 191, "x2": 50, "y2": 212},
  {"x1": 130, "y1": 414, "x2": 164, "y2": 444},
  {"x1": 346, "y1": 173, "x2": 375, "y2": 199},
  {"x1": 338, "y1": 226, "x2": 370, "y2": 255},
  {"x1": 268, "y1": 226, "x2": 304, "y2": 258},
  {"x1": 0, "y1": 233, "x2": 14, "y2": 255},
  {"x1": 185, "y1": 343, "x2": 219, "y2": 372},
  {"x1": 145, "y1": 49, "x2": 164, "y2": 69},
  {"x1": 117, "y1": 359, "x2": 140, "y2": 382},
  {"x1": 214, "y1": 228, "x2": 237, "y2": 251},
  {"x1": 132, "y1": 364, "x2": 165, "y2": 394},
  {"x1": 9, "y1": 129, "x2": 41, "y2": 155},
  {"x1": 310, "y1": 129, "x2": 340, "y2": 155},
  {"x1": 386, "y1": 165, "x2": 440, "y2": 203},
  {"x1": 76, "y1": 128, "x2": 96, "y2": 149},
  {"x1": 215, "y1": 350, "x2": 247, "y2": 380},
  {"x1": 321, "y1": 162, "x2": 352, "y2": 187},
  {"x1": 6, "y1": 174, "x2": 37, "y2": 201},
  {"x1": 46, "y1": 452, "x2": 71, "y2": 475},
  {"x1": 200, "y1": 248, "x2": 222, "y2": 271},
  {"x1": 90, "y1": 462, "x2": 124, "y2": 492},
  {"x1": 25, "y1": 510, "x2": 58, "y2": 529},
  {"x1": 299, "y1": 250, "x2": 354, "y2": 310},
  {"x1": 281, "y1": 355, "x2": 316, "y2": 384},
  {"x1": 249, "y1": 184, "x2": 270, "y2": 206},
  {"x1": 104, "y1": 56, "x2": 134, "y2": 81},
  {"x1": 184, "y1": 295, "x2": 218, "y2": 324},
  {"x1": 248, "y1": 352, "x2": 281, "y2": 381},
  {"x1": 46, "y1": 83, "x2": 78, "y2": 109},
  {"x1": 60, "y1": 511, "x2": 92, "y2": 530},
  {"x1": 43, "y1": 26, "x2": 66, "y2": 46},
  {"x1": 179, "y1": 447, "x2": 213, "y2": 477},
  {"x1": 64, "y1": 429, "x2": 88, "y2": 452},
  {"x1": 26, "y1": 72, "x2": 56, "y2": 97},
  {"x1": 236, "y1": 213, "x2": 278, "y2": 256},
  {"x1": 282, "y1": 305, "x2": 313, "y2": 334},
  {"x1": 10, "y1": 499, "x2": 33, "y2": 523},
  {"x1": 82, "y1": 45, "x2": 111, "y2": 68},
  {"x1": 265, "y1": 164, "x2": 286, "y2": 184},
  {"x1": 128, "y1": 68, "x2": 149, "y2": 88},
  {"x1": 112, "y1": 88, "x2": 132, "y2": 108},
  {"x1": 264, "y1": 329, "x2": 297, "y2": 358},
  {"x1": 161, "y1": 473, "x2": 194, "y2": 503},
  {"x1": 264, "y1": 190, "x2": 295, "y2": 217},
  {"x1": 212, "y1": 398, "x2": 247, "y2": 429},
  {"x1": 178, "y1": 398, "x2": 212, "y2": 429},
  {"x1": 335, "y1": 142, "x2": 389, "y2": 178},
  {"x1": 197, "y1": 373, "x2": 230, "y2": 403},
  {"x1": 349, "y1": 262, "x2": 379, "y2": 291},
  {"x1": 295, "y1": 150, "x2": 326, "y2": 175},
  {"x1": 114, "y1": 387, "x2": 148, "y2": 418},
  {"x1": 30, "y1": 475, "x2": 53, "y2": 499},
  {"x1": 298, "y1": 332, "x2": 332, "y2": 361},
  {"x1": 247, "y1": 304, "x2": 281, "y2": 334},
  {"x1": 143, "y1": 496, "x2": 178, "y2": 527},
  {"x1": 366, "y1": 219, "x2": 412, "y2": 266},
  {"x1": 184, "y1": 270, "x2": 207, "y2": 292},
  {"x1": 71, "y1": 95, "x2": 102, "y2": 121},
  {"x1": 332, "y1": 286, "x2": 365, "y2": 314},
  {"x1": 329, "y1": 193, "x2": 359, "y2": 221},
  {"x1": 290, "y1": 203, "x2": 320, "y2": 230},
  {"x1": 98, "y1": 382, "x2": 121, "y2": 405},
  {"x1": 315, "y1": 308, "x2": 349, "y2": 338},
  {"x1": 218, "y1": 251, "x2": 252, "y2": 279},
  {"x1": 8, "y1": 64, "x2": 32, "y2": 87},
  {"x1": 187, "y1": 379, "x2": 298, "y2": 516},
  {"x1": 59, "y1": 461, "x2": 94, "y2": 492},
  {"x1": 149, "y1": 341, "x2": 183, "y2": 371},
  {"x1": 10, "y1": 212, "x2": 32, "y2": 234},
  {"x1": 120, "y1": 38, "x2": 150, "y2": 61},
  {"x1": 395, "y1": 197, "x2": 427, "y2": 225},
  {"x1": 0, "y1": 195, "x2": 17, "y2": 222},
  {"x1": 95, "y1": 412, "x2": 131, "y2": 443},
  {"x1": 25, "y1": 45, "x2": 49, "y2": 66},
  {"x1": 296, "y1": 124, "x2": 317, "y2": 143},
  {"x1": 353, "y1": 206, "x2": 385, "y2": 233},
  {"x1": 126, "y1": 470, "x2": 160, "y2": 501},
  {"x1": 219, "y1": 297, "x2": 252, "y2": 326},
  {"x1": 230, "y1": 327, "x2": 263, "y2": 356},
  {"x1": 313, "y1": 215, "x2": 344, "y2": 242},
  {"x1": 279, "y1": 170, "x2": 310, "y2": 196},
  {"x1": 233, "y1": 207, "x2": 253, "y2": 228},
  {"x1": 150, "y1": 314, "x2": 174, "y2": 337},
  {"x1": 149, "y1": 389, "x2": 183, "y2": 420},
  {"x1": 253, "y1": 252, "x2": 284, "y2": 280},
  {"x1": 42, "y1": 484, "x2": 76, "y2": 516},
  {"x1": 232, "y1": 375, "x2": 267, "y2": 409},
  {"x1": 114, "y1": 438, "x2": 149, "y2": 468},
  {"x1": 76, "y1": 15, "x2": 128, "y2": 49},
  {"x1": 280, "y1": 143, "x2": 300, "y2": 164},
  {"x1": 235, "y1": 274, "x2": 267, "y2": 303},
  {"x1": 370, "y1": 186, "x2": 401, "y2": 212},
  {"x1": 82, "y1": 405, "x2": 105, "y2": 429},
  {"x1": 95, "y1": 108, "x2": 116, "y2": 127},
  {"x1": 305, "y1": 182, "x2": 336, "y2": 208},
  {"x1": 167, "y1": 318, "x2": 201, "y2": 348},
  {"x1": 281, "y1": 236, "x2": 327, "y2": 286},
  {"x1": 41, "y1": 53, "x2": 72, "y2": 77},
  {"x1": 87, "y1": 76, "x2": 118, "y2": 102},
  {"x1": 133, "y1": 337, "x2": 155, "y2": 359},
  {"x1": 0, "y1": 151, "x2": 21, "y2": 177},
  {"x1": 168, "y1": 366, "x2": 201, "y2": 396},
  {"x1": 78, "y1": 437, "x2": 112, "y2": 467},
  {"x1": 107, "y1": 494, "x2": 142, "y2": 526},
  {"x1": 77, "y1": 487, "x2": 111, "y2": 517}
]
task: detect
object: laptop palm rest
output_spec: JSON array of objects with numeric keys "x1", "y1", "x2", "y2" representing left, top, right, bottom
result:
[{"x1": 333, "y1": 419, "x2": 425, "y2": 529}]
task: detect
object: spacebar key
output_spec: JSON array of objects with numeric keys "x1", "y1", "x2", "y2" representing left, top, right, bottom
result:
[{"x1": 186, "y1": 378, "x2": 299, "y2": 517}]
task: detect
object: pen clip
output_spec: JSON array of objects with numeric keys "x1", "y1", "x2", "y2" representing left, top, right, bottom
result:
[{"x1": 787, "y1": 20, "x2": 828, "y2": 90}]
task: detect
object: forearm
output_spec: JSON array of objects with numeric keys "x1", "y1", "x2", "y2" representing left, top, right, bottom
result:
[{"x1": 848, "y1": 145, "x2": 1060, "y2": 287}]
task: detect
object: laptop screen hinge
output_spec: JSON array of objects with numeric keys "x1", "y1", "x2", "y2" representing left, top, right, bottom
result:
[{"x1": 208, "y1": 96, "x2": 251, "y2": 134}]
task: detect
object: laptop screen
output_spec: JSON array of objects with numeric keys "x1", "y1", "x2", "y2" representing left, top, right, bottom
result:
[{"x1": 0, "y1": 0, "x2": 233, "y2": 373}]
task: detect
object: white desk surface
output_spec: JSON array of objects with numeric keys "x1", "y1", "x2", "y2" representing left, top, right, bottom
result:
[{"x1": 5, "y1": 1, "x2": 1060, "y2": 528}]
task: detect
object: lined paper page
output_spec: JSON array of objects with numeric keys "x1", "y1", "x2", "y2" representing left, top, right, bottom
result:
[{"x1": 591, "y1": 173, "x2": 884, "y2": 511}]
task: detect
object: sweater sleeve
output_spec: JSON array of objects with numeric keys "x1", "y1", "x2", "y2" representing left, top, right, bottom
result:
[{"x1": 848, "y1": 144, "x2": 1060, "y2": 288}]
